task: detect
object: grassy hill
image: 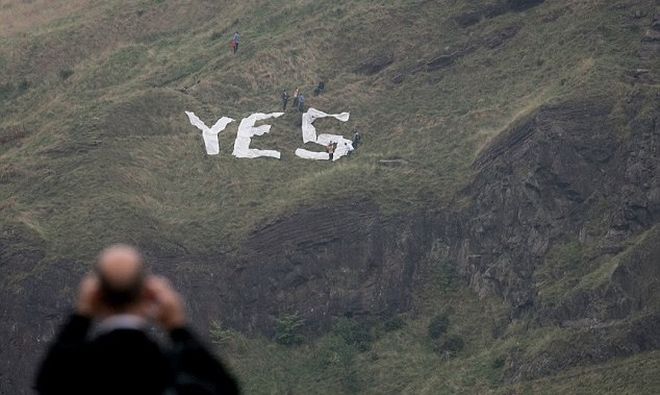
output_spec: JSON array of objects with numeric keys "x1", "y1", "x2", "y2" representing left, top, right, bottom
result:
[
  {"x1": 2, "y1": 0, "x2": 635, "y2": 258},
  {"x1": 1, "y1": 0, "x2": 659, "y2": 393}
]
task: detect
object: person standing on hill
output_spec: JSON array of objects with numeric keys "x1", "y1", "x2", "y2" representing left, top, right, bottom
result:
[
  {"x1": 231, "y1": 31, "x2": 241, "y2": 54},
  {"x1": 292, "y1": 87, "x2": 300, "y2": 108},
  {"x1": 34, "y1": 244, "x2": 239, "y2": 395},
  {"x1": 281, "y1": 90, "x2": 289, "y2": 111},
  {"x1": 326, "y1": 142, "x2": 335, "y2": 161},
  {"x1": 352, "y1": 129, "x2": 362, "y2": 150},
  {"x1": 313, "y1": 81, "x2": 325, "y2": 96},
  {"x1": 297, "y1": 94, "x2": 305, "y2": 112}
]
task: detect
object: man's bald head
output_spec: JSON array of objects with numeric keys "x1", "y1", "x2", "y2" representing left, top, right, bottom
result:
[{"x1": 95, "y1": 245, "x2": 146, "y2": 310}]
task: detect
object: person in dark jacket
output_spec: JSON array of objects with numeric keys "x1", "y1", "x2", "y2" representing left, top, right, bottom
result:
[
  {"x1": 292, "y1": 87, "x2": 299, "y2": 108},
  {"x1": 297, "y1": 94, "x2": 305, "y2": 112},
  {"x1": 352, "y1": 129, "x2": 362, "y2": 150},
  {"x1": 281, "y1": 90, "x2": 289, "y2": 111},
  {"x1": 34, "y1": 244, "x2": 239, "y2": 395},
  {"x1": 313, "y1": 81, "x2": 325, "y2": 96}
]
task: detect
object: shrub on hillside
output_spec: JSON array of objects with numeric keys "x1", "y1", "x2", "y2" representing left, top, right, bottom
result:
[
  {"x1": 209, "y1": 320, "x2": 246, "y2": 352},
  {"x1": 428, "y1": 313, "x2": 450, "y2": 339},
  {"x1": 275, "y1": 313, "x2": 305, "y2": 346},
  {"x1": 209, "y1": 320, "x2": 234, "y2": 346},
  {"x1": 333, "y1": 318, "x2": 374, "y2": 352},
  {"x1": 59, "y1": 68, "x2": 74, "y2": 81},
  {"x1": 442, "y1": 336, "x2": 465, "y2": 353},
  {"x1": 315, "y1": 335, "x2": 363, "y2": 392},
  {"x1": 383, "y1": 316, "x2": 405, "y2": 332},
  {"x1": 491, "y1": 356, "x2": 506, "y2": 369},
  {"x1": 432, "y1": 335, "x2": 465, "y2": 358},
  {"x1": 17, "y1": 80, "x2": 29, "y2": 92}
]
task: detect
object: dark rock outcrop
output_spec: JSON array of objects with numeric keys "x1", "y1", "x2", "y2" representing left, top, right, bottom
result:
[
  {"x1": 454, "y1": 0, "x2": 545, "y2": 27},
  {"x1": 225, "y1": 202, "x2": 431, "y2": 334},
  {"x1": 426, "y1": 54, "x2": 455, "y2": 71},
  {"x1": 484, "y1": 25, "x2": 520, "y2": 49},
  {"x1": 506, "y1": 312, "x2": 660, "y2": 381},
  {"x1": 506, "y1": 0, "x2": 545, "y2": 13},
  {"x1": 354, "y1": 53, "x2": 394, "y2": 75},
  {"x1": 393, "y1": 20, "x2": 520, "y2": 83},
  {"x1": 393, "y1": 46, "x2": 474, "y2": 82},
  {"x1": 460, "y1": 97, "x2": 658, "y2": 314}
]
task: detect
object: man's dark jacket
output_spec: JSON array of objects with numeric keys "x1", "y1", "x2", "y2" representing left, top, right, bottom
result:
[{"x1": 35, "y1": 314, "x2": 239, "y2": 395}]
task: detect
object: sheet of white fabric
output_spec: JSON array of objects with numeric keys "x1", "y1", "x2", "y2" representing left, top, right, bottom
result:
[
  {"x1": 301, "y1": 108, "x2": 350, "y2": 143},
  {"x1": 295, "y1": 134, "x2": 354, "y2": 161},
  {"x1": 233, "y1": 112, "x2": 284, "y2": 159},
  {"x1": 294, "y1": 148, "x2": 329, "y2": 160},
  {"x1": 185, "y1": 111, "x2": 234, "y2": 155},
  {"x1": 296, "y1": 108, "x2": 353, "y2": 161}
]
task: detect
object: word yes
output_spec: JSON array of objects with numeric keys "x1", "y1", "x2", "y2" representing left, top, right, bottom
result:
[{"x1": 185, "y1": 108, "x2": 353, "y2": 161}]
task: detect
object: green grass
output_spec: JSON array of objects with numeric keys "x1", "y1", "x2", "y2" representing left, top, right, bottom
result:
[
  {"x1": 1, "y1": 0, "x2": 658, "y2": 393},
  {"x1": 1, "y1": 2, "x2": 637, "y2": 257},
  {"x1": 216, "y1": 275, "x2": 660, "y2": 394},
  {"x1": 535, "y1": 225, "x2": 660, "y2": 314},
  {"x1": 500, "y1": 350, "x2": 660, "y2": 395}
]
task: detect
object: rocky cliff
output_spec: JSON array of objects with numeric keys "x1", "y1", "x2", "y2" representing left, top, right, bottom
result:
[{"x1": 1, "y1": 1, "x2": 658, "y2": 393}]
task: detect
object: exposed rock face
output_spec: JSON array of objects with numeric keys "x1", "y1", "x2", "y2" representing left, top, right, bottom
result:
[
  {"x1": 228, "y1": 202, "x2": 430, "y2": 333},
  {"x1": 461, "y1": 97, "x2": 658, "y2": 313},
  {"x1": 454, "y1": 0, "x2": 545, "y2": 27},
  {"x1": 0, "y1": 203, "x2": 434, "y2": 394},
  {"x1": 426, "y1": 54, "x2": 454, "y2": 71},
  {"x1": 453, "y1": 94, "x2": 658, "y2": 379},
  {"x1": 464, "y1": 101, "x2": 619, "y2": 310},
  {"x1": 354, "y1": 53, "x2": 394, "y2": 75},
  {"x1": 0, "y1": 231, "x2": 74, "y2": 393},
  {"x1": 484, "y1": 25, "x2": 520, "y2": 49},
  {"x1": 507, "y1": 0, "x2": 545, "y2": 13},
  {"x1": 392, "y1": 46, "x2": 475, "y2": 82},
  {"x1": 505, "y1": 312, "x2": 660, "y2": 381},
  {"x1": 392, "y1": 22, "x2": 521, "y2": 83}
]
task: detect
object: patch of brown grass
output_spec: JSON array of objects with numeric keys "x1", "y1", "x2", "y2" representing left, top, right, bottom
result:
[{"x1": 0, "y1": 0, "x2": 92, "y2": 36}]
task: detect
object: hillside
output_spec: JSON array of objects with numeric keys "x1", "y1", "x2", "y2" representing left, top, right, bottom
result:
[{"x1": 1, "y1": 0, "x2": 659, "y2": 393}]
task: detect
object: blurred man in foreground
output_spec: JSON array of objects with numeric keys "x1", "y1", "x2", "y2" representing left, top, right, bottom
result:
[{"x1": 35, "y1": 244, "x2": 239, "y2": 395}]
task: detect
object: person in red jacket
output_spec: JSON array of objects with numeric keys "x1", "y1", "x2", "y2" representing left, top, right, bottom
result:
[{"x1": 231, "y1": 31, "x2": 240, "y2": 54}]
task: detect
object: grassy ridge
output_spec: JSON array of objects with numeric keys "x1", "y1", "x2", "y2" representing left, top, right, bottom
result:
[
  {"x1": 1, "y1": 0, "x2": 658, "y2": 393},
  {"x1": 1, "y1": 0, "x2": 645, "y2": 262}
]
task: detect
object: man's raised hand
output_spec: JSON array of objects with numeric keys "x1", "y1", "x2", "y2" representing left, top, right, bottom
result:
[
  {"x1": 77, "y1": 274, "x2": 102, "y2": 318},
  {"x1": 145, "y1": 276, "x2": 187, "y2": 331}
]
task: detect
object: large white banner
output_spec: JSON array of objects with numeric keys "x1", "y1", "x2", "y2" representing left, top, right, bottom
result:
[
  {"x1": 185, "y1": 108, "x2": 354, "y2": 161},
  {"x1": 185, "y1": 111, "x2": 234, "y2": 155},
  {"x1": 233, "y1": 112, "x2": 284, "y2": 159},
  {"x1": 296, "y1": 108, "x2": 352, "y2": 161}
]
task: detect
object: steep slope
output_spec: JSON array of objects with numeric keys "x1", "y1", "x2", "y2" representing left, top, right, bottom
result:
[{"x1": 0, "y1": 0, "x2": 658, "y2": 393}]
